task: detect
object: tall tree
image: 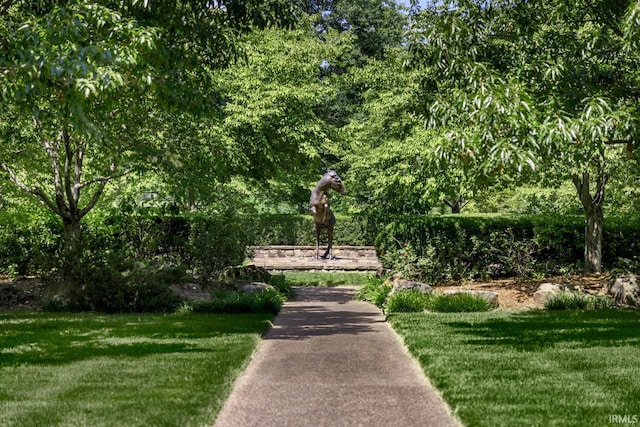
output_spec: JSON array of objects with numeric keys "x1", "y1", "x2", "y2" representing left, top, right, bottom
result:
[
  {"x1": 407, "y1": 0, "x2": 640, "y2": 273},
  {"x1": 0, "y1": 0, "x2": 299, "y2": 267}
]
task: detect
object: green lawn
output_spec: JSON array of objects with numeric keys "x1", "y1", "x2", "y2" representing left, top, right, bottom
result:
[
  {"x1": 389, "y1": 309, "x2": 640, "y2": 427},
  {"x1": 284, "y1": 271, "x2": 372, "y2": 287},
  {"x1": 0, "y1": 311, "x2": 272, "y2": 427}
]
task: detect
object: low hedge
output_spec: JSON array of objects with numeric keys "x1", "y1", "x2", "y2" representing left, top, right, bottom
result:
[
  {"x1": 375, "y1": 214, "x2": 640, "y2": 282},
  {"x1": 4, "y1": 210, "x2": 640, "y2": 284},
  {"x1": 240, "y1": 213, "x2": 378, "y2": 246}
]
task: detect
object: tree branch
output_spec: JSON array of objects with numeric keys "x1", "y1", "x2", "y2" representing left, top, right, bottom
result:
[
  {"x1": 0, "y1": 0, "x2": 13, "y2": 15},
  {"x1": 62, "y1": 127, "x2": 77, "y2": 213},
  {"x1": 592, "y1": 172, "x2": 609, "y2": 207},
  {"x1": 78, "y1": 167, "x2": 131, "y2": 218},
  {"x1": 1, "y1": 163, "x2": 62, "y2": 216}
]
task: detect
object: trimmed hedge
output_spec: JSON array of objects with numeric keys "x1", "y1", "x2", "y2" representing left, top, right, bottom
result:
[
  {"x1": 240, "y1": 213, "x2": 378, "y2": 246},
  {"x1": 375, "y1": 214, "x2": 640, "y2": 282},
  {"x1": 4, "y1": 210, "x2": 640, "y2": 285}
]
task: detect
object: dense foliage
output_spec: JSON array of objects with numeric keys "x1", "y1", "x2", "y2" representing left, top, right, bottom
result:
[
  {"x1": 3, "y1": 0, "x2": 640, "y2": 308},
  {"x1": 376, "y1": 214, "x2": 640, "y2": 282}
]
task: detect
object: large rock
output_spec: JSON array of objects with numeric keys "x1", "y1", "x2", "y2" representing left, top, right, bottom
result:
[
  {"x1": 442, "y1": 289, "x2": 499, "y2": 307},
  {"x1": 219, "y1": 265, "x2": 271, "y2": 284},
  {"x1": 391, "y1": 279, "x2": 433, "y2": 295},
  {"x1": 240, "y1": 282, "x2": 275, "y2": 294},
  {"x1": 533, "y1": 283, "x2": 576, "y2": 305},
  {"x1": 170, "y1": 283, "x2": 211, "y2": 302},
  {"x1": 608, "y1": 274, "x2": 640, "y2": 307}
]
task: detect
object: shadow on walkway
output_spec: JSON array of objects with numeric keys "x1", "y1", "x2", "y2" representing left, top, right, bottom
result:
[{"x1": 214, "y1": 287, "x2": 460, "y2": 427}]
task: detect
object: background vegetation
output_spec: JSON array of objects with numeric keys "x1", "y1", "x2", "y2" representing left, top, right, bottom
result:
[{"x1": 3, "y1": 0, "x2": 640, "y2": 310}]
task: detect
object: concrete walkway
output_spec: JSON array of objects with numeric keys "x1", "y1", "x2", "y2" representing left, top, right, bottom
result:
[{"x1": 214, "y1": 287, "x2": 460, "y2": 427}]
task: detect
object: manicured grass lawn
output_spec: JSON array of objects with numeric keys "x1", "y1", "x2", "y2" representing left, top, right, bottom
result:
[
  {"x1": 389, "y1": 309, "x2": 640, "y2": 427},
  {"x1": 0, "y1": 311, "x2": 273, "y2": 427},
  {"x1": 284, "y1": 271, "x2": 371, "y2": 287}
]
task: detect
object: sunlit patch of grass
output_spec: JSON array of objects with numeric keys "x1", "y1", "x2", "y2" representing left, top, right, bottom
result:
[
  {"x1": 0, "y1": 312, "x2": 272, "y2": 427},
  {"x1": 284, "y1": 271, "x2": 372, "y2": 287},
  {"x1": 389, "y1": 309, "x2": 640, "y2": 426}
]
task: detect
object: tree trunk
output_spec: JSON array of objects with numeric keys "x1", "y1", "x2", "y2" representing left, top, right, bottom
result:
[
  {"x1": 584, "y1": 202, "x2": 603, "y2": 274},
  {"x1": 61, "y1": 216, "x2": 83, "y2": 276},
  {"x1": 572, "y1": 171, "x2": 608, "y2": 274},
  {"x1": 443, "y1": 195, "x2": 464, "y2": 214}
]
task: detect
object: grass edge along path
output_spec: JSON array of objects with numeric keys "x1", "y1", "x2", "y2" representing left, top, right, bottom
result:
[
  {"x1": 389, "y1": 309, "x2": 640, "y2": 427},
  {"x1": 0, "y1": 312, "x2": 273, "y2": 427}
]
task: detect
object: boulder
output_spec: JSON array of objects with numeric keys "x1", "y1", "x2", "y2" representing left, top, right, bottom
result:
[
  {"x1": 170, "y1": 283, "x2": 211, "y2": 302},
  {"x1": 219, "y1": 265, "x2": 271, "y2": 284},
  {"x1": 608, "y1": 274, "x2": 640, "y2": 307},
  {"x1": 443, "y1": 289, "x2": 499, "y2": 306},
  {"x1": 240, "y1": 282, "x2": 275, "y2": 294},
  {"x1": 533, "y1": 283, "x2": 576, "y2": 305},
  {"x1": 391, "y1": 279, "x2": 433, "y2": 295}
]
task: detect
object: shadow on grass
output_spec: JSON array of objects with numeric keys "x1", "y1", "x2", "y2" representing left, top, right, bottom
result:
[
  {"x1": 445, "y1": 309, "x2": 640, "y2": 351},
  {"x1": 0, "y1": 312, "x2": 273, "y2": 367}
]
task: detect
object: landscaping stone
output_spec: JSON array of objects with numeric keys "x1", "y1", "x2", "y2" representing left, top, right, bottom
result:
[
  {"x1": 170, "y1": 283, "x2": 211, "y2": 302},
  {"x1": 443, "y1": 289, "x2": 499, "y2": 306},
  {"x1": 391, "y1": 279, "x2": 433, "y2": 295},
  {"x1": 220, "y1": 265, "x2": 271, "y2": 284},
  {"x1": 240, "y1": 282, "x2": 275, "y2": 294},
  {"x1": 608, "y1": 274, "x2": 640, "y2": 307},
  {"x1": 533, "y1": 282, "x2": 576, "y2": 304}
]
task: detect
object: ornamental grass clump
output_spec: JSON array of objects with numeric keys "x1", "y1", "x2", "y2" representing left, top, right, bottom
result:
[
  {"x1": 385, "y1": 289, "x2": 432, "y2": 313},
  {"x1": 385, "y1": 291, "x2": 493, "y2": 313},
  {"x1": 192, "y1": 290, "x2": 285, "y2": 315},
  {"x1": 355, "y1": 276, "x2": 391, "y2": 308},
  {"x1": 427, "y1": 293, "x2": 493, "y2": 313},
  {"x1": 545, "y1": 292, "x2": 615, "y2": 310}
]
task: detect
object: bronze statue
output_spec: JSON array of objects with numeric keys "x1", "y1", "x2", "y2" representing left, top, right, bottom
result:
[{"x1": 309, "y1": 170, "x2": 347, "y2": 259}]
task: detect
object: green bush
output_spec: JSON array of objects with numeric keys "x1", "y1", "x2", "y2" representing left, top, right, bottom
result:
[
  {"x1": 376, "y1": 214, "x2": 640, "y2": 282},
  {"x1": 242, "y1": 214, "x2": 378, "y2": 246},
  {"x1": 545, "y1": 292, "x2": 616, "y2": 310},
  {"x1": 41, "y1": 253, "x2": 182, "y2": 313},
  {"x1": 355, "y1": 276, "x2": 391, "y2": 308},
  {"x1": 267, "y1": 274, "x2": 293, "y2": 298},
  {"x1": 0, "y1": 209, "x2": 61, "y2": 276},
  {"x1": 192, "y1": 290, "x2": 285, "y2": 315},
  {"x1": 383, "y1": 291, "x2": 493, "y2": 313},
  {"x1": 385, "y1": 290, "x2": 431, "y2": 313},
  {"x1": 427, "y1": 293, "x2": 493, "y2": 313}
]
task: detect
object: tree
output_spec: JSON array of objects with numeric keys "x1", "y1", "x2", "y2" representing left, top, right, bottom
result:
[
  {"x1": 407, "y1": 0, "x2": 640, "y2": 273},
  {"x1": 0, "y1": 0, "x2": 299, "y2": 269}
]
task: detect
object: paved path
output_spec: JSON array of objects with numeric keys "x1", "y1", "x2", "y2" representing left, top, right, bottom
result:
[{"x1": 214, "y1": 287, "x2": 460, "y2": 427}]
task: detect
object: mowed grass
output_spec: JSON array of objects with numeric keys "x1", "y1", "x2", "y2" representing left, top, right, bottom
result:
[
  {"x1": 0, "y1": 311, "x2": 273, "y2": 427},
  {"x1": 284, "y1": 271, "x2": 371, "y2": 287},
  {"x1": 389, "y1": 309, "x2": 640, "y2": 427}
]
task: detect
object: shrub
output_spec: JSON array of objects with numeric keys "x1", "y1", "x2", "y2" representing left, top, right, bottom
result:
[
  {"x1": 385, "y1": 290, "x2": 431, "y2": 313},
  {"x1": 376, "y1": 214, "x2": 592, "y2": 282},
  {"x1": 0, "y1": 209, "x2": 60, "y2": 276},
  {"x1": 545, "y1": 292, "x2": 616, "y2": 310},
  {"x1": 427, "y1": 293, "x2": 493, "y2": 313},
  {"x1": 355, "y1": 276, "x2": 391, "y2": 308},
  {"x1": 192, "y1": 290, "x2": 285, "y2": 315},
  {"x1": 186, "y1": 214, "x2": 247, "y2": 283},
  {"x1": 242, "y1": 214, "x2": 377, "y2": 246},
  {"x1": 41, "y1": 248, "x2": 182, "y2": 313},
  {"x1": 268, "y1": 274, "x2": 293, "y2": 298}
]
